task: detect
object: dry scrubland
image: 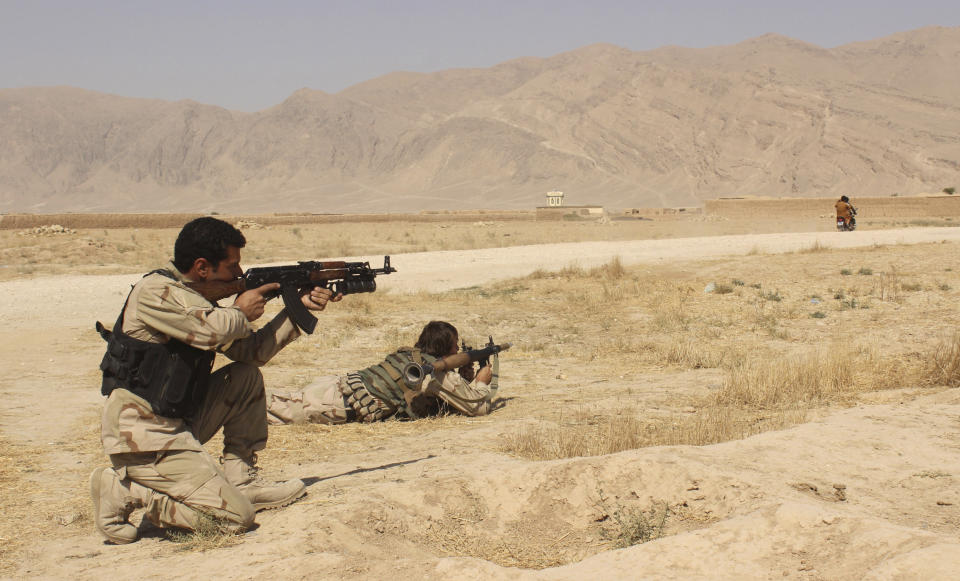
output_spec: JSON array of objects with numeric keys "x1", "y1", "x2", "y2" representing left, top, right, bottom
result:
[
  {"x1": 1, "y1": 217, "x2": 960, "y2": 577},
  {"x1": 1, "y1": 213, "x2": 952, "y2": 282}
]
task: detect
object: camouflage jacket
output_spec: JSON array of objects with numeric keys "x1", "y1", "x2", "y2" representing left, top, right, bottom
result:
[
  {"x1": 349, "y1": 348, "x2": 494, "y2": 420},
  {"x1": 100, "y1": 262, "x2": 301, "y2": 455}
]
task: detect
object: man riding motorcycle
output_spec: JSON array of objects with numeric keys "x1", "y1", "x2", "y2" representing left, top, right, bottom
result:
[{"x1": 835, "y1": 195, "x2": 857, "y2": 231}]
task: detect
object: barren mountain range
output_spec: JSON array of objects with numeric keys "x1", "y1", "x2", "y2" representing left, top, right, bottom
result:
[{"x1": 1, "y1": 26, "x2": 959, "y2": 214}]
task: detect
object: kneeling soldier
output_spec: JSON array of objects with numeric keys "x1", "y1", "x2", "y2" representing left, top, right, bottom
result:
[{"x1": 91, "y1": 217, "x2": 339, "y2": 543}]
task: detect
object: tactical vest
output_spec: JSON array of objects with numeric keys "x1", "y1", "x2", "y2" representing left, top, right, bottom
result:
[
  {"x1": 339, "y1": 348, "x2": 440, "y2": 421},
  {"x1": 97, "y1": 270, "x2": 216, "y2": 419}
]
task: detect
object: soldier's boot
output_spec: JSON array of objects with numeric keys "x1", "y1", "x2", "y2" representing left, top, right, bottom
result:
[
  {"x1": 221, "y1": 453, "x2": 306, "y2": 511},
  {"x1": 89, "y1": 466, "x2": 155, "y2": 544}
]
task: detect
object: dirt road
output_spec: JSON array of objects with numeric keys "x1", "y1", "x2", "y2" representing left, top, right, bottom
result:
[{"x1": 6, "y1": 227, "x2": 960, "y2": 330}]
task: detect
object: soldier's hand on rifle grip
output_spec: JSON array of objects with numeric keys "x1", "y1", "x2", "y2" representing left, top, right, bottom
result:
[
  {"x1": 476, "y1": 364, "x2": 493, "y2": 385},
  {"x1": 301, "y1": 286, "x2": 341, "y2": 311},
  {"x1": 458, "y1": 363, "x2": 476, "y2": 382},
  {"x1": 234, "y1": 283, "x2": 280, "y2": 322}
]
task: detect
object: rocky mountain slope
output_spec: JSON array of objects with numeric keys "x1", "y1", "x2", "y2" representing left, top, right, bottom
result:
[{"x1": 1, "y1": 26, "x2": 958, "y2": 213}]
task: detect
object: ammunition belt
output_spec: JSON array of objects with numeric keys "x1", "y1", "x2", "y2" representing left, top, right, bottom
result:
[{"x1": 340, "y1": 373, "x2": 396, "y2": 422}]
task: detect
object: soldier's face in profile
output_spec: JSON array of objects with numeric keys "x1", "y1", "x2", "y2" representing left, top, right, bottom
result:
[
  {"x1": 449, "y1": 335, "x2": 459, "y2": 356},
  {"x1": 209, "y1": 245, "x2": 243, "y2": 281}
]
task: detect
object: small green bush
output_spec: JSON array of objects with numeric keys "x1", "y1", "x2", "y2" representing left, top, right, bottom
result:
[
  {"x1": 858, "y1": 267, "x2": 873, "y2": 276},
  {"x1": 840, "y1": 269, "x2": 852, "y2": 276},
  {"x1": 811, "y1": 311, "x2": 827, "y2": 319}
]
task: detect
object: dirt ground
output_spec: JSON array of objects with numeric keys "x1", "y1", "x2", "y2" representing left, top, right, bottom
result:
[{"x1": 2, "y1": 224, "x2": 960, "y2": 580}]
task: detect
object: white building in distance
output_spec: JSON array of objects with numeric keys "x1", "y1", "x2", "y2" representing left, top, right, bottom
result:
[{"x1": 546, "y1": 191, "x2": 565, "y2": 207}]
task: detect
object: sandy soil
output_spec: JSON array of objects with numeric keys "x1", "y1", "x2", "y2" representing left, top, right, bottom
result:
[{"x1": 2, "y1": 227, "x2": 960, "y2": 580}]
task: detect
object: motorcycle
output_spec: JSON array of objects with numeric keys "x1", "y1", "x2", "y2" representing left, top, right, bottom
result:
[
  {"x1": 837, "y1": 206, "x2": 858, "y2": 231},
  {"x1": 836, "y1": 216, "x2": 856, "y2": 231}
]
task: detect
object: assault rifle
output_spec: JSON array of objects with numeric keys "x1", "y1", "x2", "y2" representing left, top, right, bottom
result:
[
  {"x1": 403, "y1": 337, "x2": 511, "y2": 389},
  {"x1": 187, "y1": 256, "x2": 396, "y2": 334},
  {"x1": 460, "y1": 336, "x2": 502, "y2": 370}
]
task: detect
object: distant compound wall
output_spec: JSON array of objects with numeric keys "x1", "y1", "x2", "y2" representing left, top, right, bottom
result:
[
  {"x1": 0, "y1": 209, "x2": 537, "y2": 230},
  {"x1": 535, "y1": 206, "x2": 606, "y2": 221},
  {"x1": 620, "y1": 207, "x2": 703, "y2": 220},
  {"x1": 5, "y1": 197, "x2": 956, "y2": 229},
  {"x1": 704, "y1": 196, "x2": 960, "y2": 219}
]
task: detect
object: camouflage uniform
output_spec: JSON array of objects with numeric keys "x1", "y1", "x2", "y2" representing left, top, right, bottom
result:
[
  {"x1": 267, "y1": 348, "x2": 496, "y2": 425},
  {"x1": 99, "y1": 263, "x2": 301, "y2": 532}
]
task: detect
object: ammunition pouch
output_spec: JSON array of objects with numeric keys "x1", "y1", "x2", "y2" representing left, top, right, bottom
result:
[
  {"x1": 347, "y1": 348, "x2": 440, "y2": 420},
  {"x1": 340, "y1": 373, "x2": 395, "y2": 422}
]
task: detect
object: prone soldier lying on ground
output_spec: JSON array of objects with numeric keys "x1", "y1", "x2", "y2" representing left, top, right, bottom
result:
[
  {"x1": 267, "y1": 321, "x2": 508, "y2": 424},
  {"x1": 90, "y1": 217, "x2": 354, "y2": 544}
]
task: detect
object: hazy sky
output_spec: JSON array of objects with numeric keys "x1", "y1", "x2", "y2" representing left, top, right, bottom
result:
[{"x1": 2, "y1": 0, "x2": 958, "y2": 112}]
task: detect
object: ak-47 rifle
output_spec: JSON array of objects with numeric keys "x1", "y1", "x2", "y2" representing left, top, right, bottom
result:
[{"x1": 187, "y1": 256, "x2": 396, "y2": 334}]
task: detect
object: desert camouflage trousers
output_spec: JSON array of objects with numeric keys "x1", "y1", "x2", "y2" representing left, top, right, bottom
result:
[
  {"x1": 109, "y1": 362, "x2": 268, "y2": 530},
  {"x1": 267, "y1": 375, "x2": 356, "y2": 425}
]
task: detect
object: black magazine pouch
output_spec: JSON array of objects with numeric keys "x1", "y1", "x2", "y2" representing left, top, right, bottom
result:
[{"x1": 147, "y1": 340, "x2": 216, "y2": 419}]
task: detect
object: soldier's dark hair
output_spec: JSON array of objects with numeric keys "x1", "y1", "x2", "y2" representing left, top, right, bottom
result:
[
  {"x1": 841, "y1": 195, "x2": 849, "y2": 203},
  {"x1": 173, "y1": 217, "x2": 246, "y2": 273},
  {"x1": 415, "y1": 321, "x2": 459, "y2": 357}
]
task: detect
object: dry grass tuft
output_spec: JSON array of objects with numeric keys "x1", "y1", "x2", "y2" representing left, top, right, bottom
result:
[
  {"x1": 590, "y1": 256, "x2": 626, "y2": 280},
  {"x1": 717, "y1": 348, "x2": 855, "y2": 407},
  {"x1": 166, "y1": 514, "x2": 244, "y2": 551},
  {"x1": 594, "y1": 488, "x2": 669, "y2": 548},
  {"x1": 797, "y1": 240, "x2": 830, "y2": 253},
  {"x1": 500, "y1": 405, "x2": 808, "y2": 460},
  {"x1": 718, "y1": 344, "x2": 931, "y2": 409},
  {"x1": 922, "y1": 333, "x2": 960, "y2": 387},
  {"x1": 502, "y1": 411, "x2": 647, "y2": 460},
  {"x1": 656, "y1": 339, "x2": 732, "y2": 369}
]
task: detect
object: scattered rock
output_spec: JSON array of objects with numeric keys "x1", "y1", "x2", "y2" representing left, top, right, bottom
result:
[
  {"x1": 832, "y1": 483, "x2": 847, "y2": 502},
  {"x1": 18, "y1": 224, "x2": 76, "y2": 236},
  {"x1": 56, "y1": 512, "x2": 83, "y2": 526}
]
